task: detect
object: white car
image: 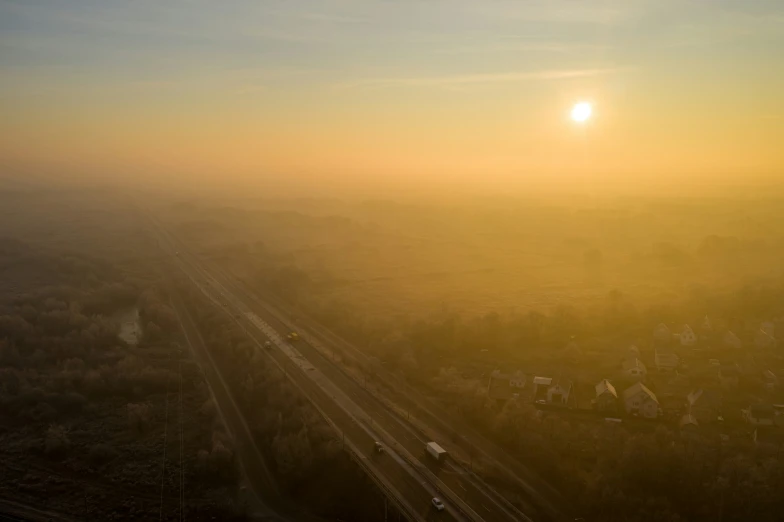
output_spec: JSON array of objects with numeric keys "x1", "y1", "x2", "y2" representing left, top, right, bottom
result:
[{"x1": 431, "y1": 497, "x2": 445, "y2": 512}]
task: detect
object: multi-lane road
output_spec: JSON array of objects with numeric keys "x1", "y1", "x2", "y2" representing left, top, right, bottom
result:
[{"x1": 149, "y1": 212, "x2": 555, "y2": 522}]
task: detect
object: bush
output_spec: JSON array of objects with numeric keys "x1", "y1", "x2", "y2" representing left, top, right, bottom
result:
[
  {"x1": 88, "y1": 443, "x2": 118, "y2": 466},
  {"x1": 45, "y1": 424, "x2": 70, "y2": 458},
  {"x1": 127, "y1": 403, "x2": 151, "y2": 436}
]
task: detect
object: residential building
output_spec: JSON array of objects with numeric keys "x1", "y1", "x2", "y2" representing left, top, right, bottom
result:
[
  {"x1": 621, "y1": 358, "x2": 647, "y2": 381},
  {"x1": 744, "y1": 404, "x2": 775, "y2": 427},
  {"x1": 653, "y1": 323, "x2": 671, "y2": 343},
  {"x1": 761, "y1": 321, "x2": 775, "y2": 337},
  {"x1": 700, "y1": 315, "x2": 713, "y2": 340},
  {"x1": 679, "y1": 324, "x2": 697, "y2": 346},
  {"x1": 687, "y1": 388, "x2": 722, "y2": 424},
  {"x1": 532, "y1": 376, "x2": 552, "y2": 401},
  {"x1": 679, "y1": 414, "x2": 699, "y2": 432},
  {"x1": 755, "y1": 329, "x2": 777, "y2": 350},
  {"x1": 623, "y1": 382, "x2": 659, "y2": 418},
  {"x1": 594, "y1": 379, "x2": 619, "y2": 413},
  {"x1": 724, "y1": 330, "x2": 742, "y2": 350},
  {"x1": 547, "y1": 377, "x2": 573, "y2": 407},
  {"x1": 762, "y1": 369, "x2": 779, "y2": 392},
  {"x1": 654, "y1": 348, "x2": 680, "y2": 373},
  {"x1": 488, "y1": 370, "x2": 526, "y2": 400}
]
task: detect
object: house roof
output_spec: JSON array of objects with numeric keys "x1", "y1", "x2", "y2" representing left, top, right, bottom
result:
[
  {"x1": 679, "y1": 414, "x2": 699, "y2": 428},
  {"x1": 491, "y1": 369, "x2": 525, "y2": 381},
  {"x1": 719, "y1": 364, "x2": 740, "y2": 378},
  {"x1": 687, "y1": 388, "x2": 722, "y2": 408},
  {"x1": 595, "y1": 379, "x2": 617, "y2": 398},
  {"x1": 549, "y1": 376, "x2": 573, "y2": 390},
  {"x1": 622, "y1": 358, "x2": 646, "y2": 372},
  {"x1": 682, "y1": 324, "x2": 695, "y2": 335},
  {"x1": 533, "y1": 376, "x2": 552, "y2": 386},
  {"x1": 623, "y1": 382, "x2": 658, "y2": 404},
  {"x1": 654, "y1": 350, "x2": 680, "y2": 368},
  {"x1": 724, "y1": 330, "x2": 742, "y2": 345},
  {"x1": 750, "y1": 403, "x2": 775, "y2": 418},
  {"x1": 701, "y1": 315, "x2": 712, "y2": 331},
  {"x1": 628, "y1": 344, "x2": 640, "y2": 354}
]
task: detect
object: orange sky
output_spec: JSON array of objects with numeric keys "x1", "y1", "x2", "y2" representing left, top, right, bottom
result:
[{"x1": 1, "y1": 1, "x2": 783, "y2": 192}]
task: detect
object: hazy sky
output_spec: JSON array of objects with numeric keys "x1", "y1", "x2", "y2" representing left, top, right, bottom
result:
[{"x1": 1, "y1": 0, "x2": 783, "y2": 191}]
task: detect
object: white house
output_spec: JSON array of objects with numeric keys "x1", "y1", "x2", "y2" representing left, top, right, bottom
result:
[
  {"x1": 761, "y1": 321, "x2": 775, "y2": 337},
  {"x1": 755, "y1": 329, "x2": 777, "y2": 350},
  {"x1": 532, "y1": 376, "x2": 552, "y2": 401},
  {"x1": 622, "y1": 358, "x2": 647, "y2": 381},
  {"x1": 724, "y1": 330, "x2": 742, "y2": 350},
  {"x1": 744, "y1": 404, "x2": 775, "y2": 427},
  {"x1": 679, "y1": 324, "x2": 697, "y2": 346},
  {"x1": 654, "y1": 349, "x2": 680, "y2": 373},
  {"x1": 653, "y1": 323, "x2": 671, "y2": 343},
  {"x1": 488, "y1": 370, "x2": 526, "y2": 400},
  {"x1": 546, "y1": 378, "x2": 573, "y2": 407},
  {"x1": 623, "y1": 382, "x2": 659, "y2": 418}
]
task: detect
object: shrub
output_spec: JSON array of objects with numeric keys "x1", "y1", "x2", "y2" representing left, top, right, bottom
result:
[
  {"x1": 45, "y1": 424, "x2": 70, "y2": 458},
  {"x1": 88, "y1": 443, "x2": 118, "y2": 466},
  {"x1": 127, "y1": 403, "x2": 151, "y2": 436}
]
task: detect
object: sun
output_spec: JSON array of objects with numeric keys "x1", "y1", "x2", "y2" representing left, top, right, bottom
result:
[{"x1": 570, "y1": 102, "x2": 592, "y2": 123}]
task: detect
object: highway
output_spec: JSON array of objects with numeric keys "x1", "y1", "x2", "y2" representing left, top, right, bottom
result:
[{"x1": 150, "y1": 213, "x2": 535, "y2": 522}]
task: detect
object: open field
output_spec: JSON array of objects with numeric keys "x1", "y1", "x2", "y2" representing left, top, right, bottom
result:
[{"x1": 156, "y1": 194, "x2": 784, "y2": 317}]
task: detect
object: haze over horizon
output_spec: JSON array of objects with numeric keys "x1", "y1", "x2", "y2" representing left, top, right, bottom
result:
[{"x1": 2, "y1": 0, "x2": 783, "y2": 193}]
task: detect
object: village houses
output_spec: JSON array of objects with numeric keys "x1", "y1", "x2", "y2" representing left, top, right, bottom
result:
[
  {"x1": 623, "y1": 382, "x2": 660, "y2": 418},
  {"x1": 594, "y1": 379, "x2": 619, "y2": 414}
]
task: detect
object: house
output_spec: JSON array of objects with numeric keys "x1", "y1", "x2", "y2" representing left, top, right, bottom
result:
[
  {"x1": 687, "y1": 388, "x2": 722, "y2": 424},
  {"x1": 761, "y1": 321, "x2": 775, "y2": 337},
  {"x1": 488, "y1": 370, "x2": 526, "y2": 400},
  {"x1": 744, "y1": 403, "x2": 775, "y2": 426},
  {"x1": 679, "y1": 414, "x2": 699, "y2": 432},
  {"x1": 700, "y1": 315, "x2": 713, "y2": 340},
  {"x1": 755, "y1": 329, "x2": 777, "y2": 350},
  {"x1": 679, "y1": 324, "x2": 697, "y2": 347},
  {"x1": 654, "y1": 348, "x2": 680, "y2": 373},
  {"x1": 653, "y1": 323, "x2": 671, "y2": 343},
  {"x1": 627, "y1": 345, "x2": 640, "y2": 359},
  {"x1": 724, "y1": 330, "x2": 742, "y2": 350},
  {"x1": 659, "y1": 395, "x2": 686, "y2": 418},
  {"x1": 718, "y1": 364, "x2": 740, "y2": 389},
  {"x1": 621, "y1": 358, "x2": 647, "y2": 381},
  {"x1": 762, "y1": 369, "x2": 779, "y2": 392},
  {"x1": 546, "y1": 377, "x2": 573, "y2": 407},
  {"x1": 660, "y1": 372, "x2": 691, "y2": 398},
  {"x1": 594, "y1": 379, "x2": 619, "y2": 413},
  {"x1": 532, "y1": 376, "x2": 552, "y2": 401},
  {"x1": 622, "y1": 382, "x2": 659, "y2": 418}
]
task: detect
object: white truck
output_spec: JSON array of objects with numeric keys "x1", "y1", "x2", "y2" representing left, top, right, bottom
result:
[{"x1": 426, "y1": 442, "x2": 448, "y2": 463}]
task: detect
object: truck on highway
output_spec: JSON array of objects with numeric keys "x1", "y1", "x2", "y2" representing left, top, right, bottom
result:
[
  {"x1": 425, "y1": 442, "x2": 448, "y2": 463},
  {"x1": 287, "y1": 332, "x2": 300, "y2": 342}
]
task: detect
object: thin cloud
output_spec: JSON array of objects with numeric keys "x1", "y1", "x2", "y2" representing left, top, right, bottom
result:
[{"x1": 338, "y1": 68, "x2": 621, "y2": 89}]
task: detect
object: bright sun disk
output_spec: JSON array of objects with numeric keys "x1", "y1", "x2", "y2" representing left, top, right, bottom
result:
[{"x1": 571, "y1": 102, "x2": 592, "y2": 123}]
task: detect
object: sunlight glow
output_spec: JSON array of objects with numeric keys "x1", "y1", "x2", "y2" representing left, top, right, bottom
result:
[{"x1": 571, "y1": 102, "x2": 593, "y2": 123}]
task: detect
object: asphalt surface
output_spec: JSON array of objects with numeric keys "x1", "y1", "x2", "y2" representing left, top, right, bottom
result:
[
  {"x1": 152, "y1": 218, "x2": 458, "y2": 522},
  {"x1": 151, "y1": 215, "x2": 535, "y2": 522}
]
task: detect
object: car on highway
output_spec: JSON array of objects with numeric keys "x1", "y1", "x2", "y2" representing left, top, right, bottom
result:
[
  {"x1": 287, "y1": 332, "x2": 300, "y2": 342},
  {"x1": 264, "y1": 341, "x2": 272, "y2": 349},
  {"x1": 374, "y1": 441, "x2": 384, "y2": 454},
  {"x1": 431, "y1": 497, "x2": 445, "y2": 512}
]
